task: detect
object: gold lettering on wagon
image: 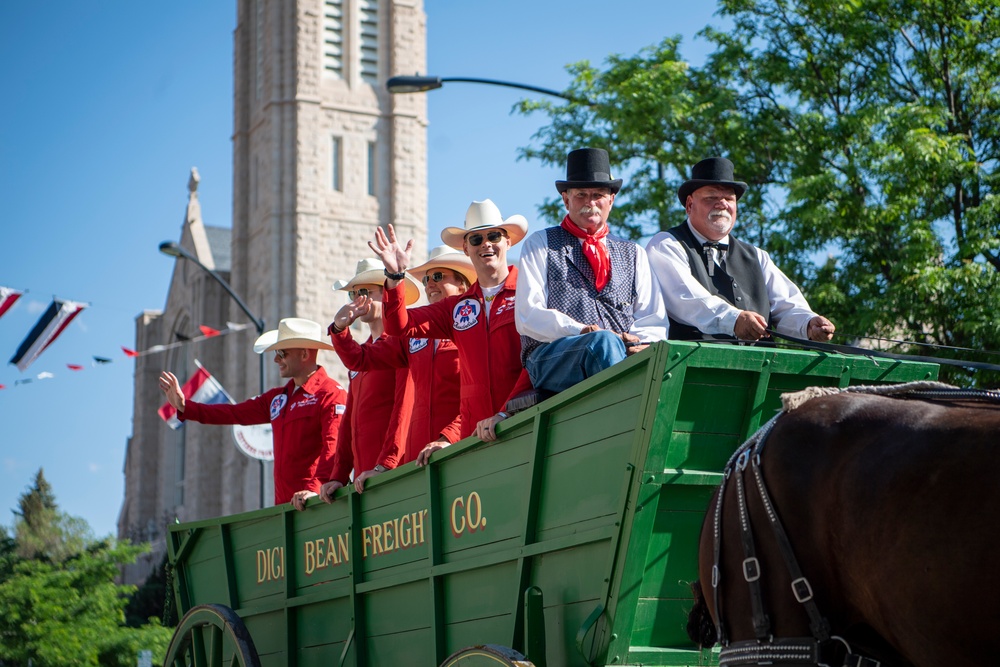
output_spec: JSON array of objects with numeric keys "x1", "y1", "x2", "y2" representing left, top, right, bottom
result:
[
  {"x1": 256, "y1": 546, "x2": 285, "y2": 583},
  {"x1": 450, "y1": 491, "x2": 486, "y2": 538},
  {"x1": 299, "y1": 509, "x2": 431, "y2": 577}
]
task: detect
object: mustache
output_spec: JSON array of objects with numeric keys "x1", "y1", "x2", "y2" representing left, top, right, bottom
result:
[
  {"x1": 579, "y1": 206, "x2": 602, "y2": 215},
  {"x1": 708, "y1": 210, "x2": 732, "y2": 222}
]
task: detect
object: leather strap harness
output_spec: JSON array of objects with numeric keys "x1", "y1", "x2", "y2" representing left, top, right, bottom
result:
[{"x1": 711, "y1": 383, "x2": 1000, "y2": 666}]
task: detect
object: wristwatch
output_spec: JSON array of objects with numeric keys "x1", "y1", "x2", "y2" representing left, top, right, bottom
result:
[{"x1": 373, "y1": 464, "x2": 387, "y2": 473}]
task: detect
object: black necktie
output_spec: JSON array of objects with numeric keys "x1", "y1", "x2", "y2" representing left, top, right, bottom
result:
[{"x1": 703, "y1": 242, "x2": 729, "y2": 277}]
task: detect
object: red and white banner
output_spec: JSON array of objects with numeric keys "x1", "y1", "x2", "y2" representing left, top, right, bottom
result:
[
  {"x1": 8, "y1": 298, "x2": 87, "y2": 371},
  {"x1": 157, "y1": 360, "x2": 234, "y2": 430},
  {"x1": 0, "y1": 286, "x2": 23, "y2": 320}
]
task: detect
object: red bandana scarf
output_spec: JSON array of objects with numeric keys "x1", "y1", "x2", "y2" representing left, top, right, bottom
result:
[{"x1": 560, "y1": 215, "x2": 611, "y2": 291}]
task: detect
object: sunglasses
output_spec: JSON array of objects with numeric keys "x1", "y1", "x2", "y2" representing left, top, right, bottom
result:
[
  {"x1": 348, "y1": 287, "x2": 372, "y2": 300},
  {"x1": 467, "y1": 230, "x2": 507, "y2": 247},
  {"x1": 421, "y1": 271, "x2": 451, "y2": 286},
  {"x1": 274, "y1": 349, "x2": 288, "y2": 360}
]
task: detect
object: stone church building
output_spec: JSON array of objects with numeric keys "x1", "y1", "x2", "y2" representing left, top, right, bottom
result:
[{"x1": 118, "y1": 0, "x2": 428, "y2": 583}]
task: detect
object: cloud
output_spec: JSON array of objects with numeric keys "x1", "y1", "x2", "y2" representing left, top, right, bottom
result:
[{"x1": 25, "y1": 299, "x2": 47, "y2": 315}]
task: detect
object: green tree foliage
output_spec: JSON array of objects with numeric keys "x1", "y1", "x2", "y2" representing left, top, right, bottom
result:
[
  {"x1": 1, "y1": 473, "x2": 174, "y2": 666},
  {"x1": 518, "y1": 0, "x2": 1000, "y2": 383},
  {"x1": 124, "y1": 555, "x2": 176, "y2": 628},
  {"x1": 13, "y1": 469, "x2": 91, "y2": 561}
]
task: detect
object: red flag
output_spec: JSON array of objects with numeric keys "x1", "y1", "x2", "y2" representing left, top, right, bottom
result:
[
  {"x1": 0, "y1": 287, "x2": 23, "y2": 320},
  {"x1": 158, "y1": 361, "x2": 234, "y2": 429},
  {"x1": 67, "y1": 364, "x2": 84, "y2": 371},
  {"x1": 199, "y1": 325, "x2": 221, "y2": 337},
  {"x1": 122, "y1": 346, "x2": 139, "y2": 358}
]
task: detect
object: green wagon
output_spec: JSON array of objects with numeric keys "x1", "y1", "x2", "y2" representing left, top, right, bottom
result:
[{"x1": 165, "y1": 341, "x2": 936, "y2": 667}]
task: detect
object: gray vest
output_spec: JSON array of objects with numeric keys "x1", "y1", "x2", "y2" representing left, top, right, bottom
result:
[
  {"x1": 521, "y1": 226, "x2": 638, "y2": 365},
  {"x1": 666, "y1": 222, "x2": 771, "y2": 341}
]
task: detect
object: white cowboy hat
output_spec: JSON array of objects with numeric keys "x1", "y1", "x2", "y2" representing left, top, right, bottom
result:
[
  {"x1": 440, "y1": 199, "x2": 528, "y2": 250},
  {"x1": 408, "y1": 245, "x2": 478, "y2": 287},
  {"x1": 333, "y1": 257, "x2": 420, "y2": 305},
  {"x1": 252, "y1": 317, "x2": 336, "y2": 354}
]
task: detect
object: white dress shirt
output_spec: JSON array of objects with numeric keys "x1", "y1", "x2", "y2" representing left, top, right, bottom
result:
[
  {"x1": 515, "y1": 228, "x2": 669, "y2": 343},
  {"x1": 645, "y1": 220, "x2": 818, "y2": 338}
]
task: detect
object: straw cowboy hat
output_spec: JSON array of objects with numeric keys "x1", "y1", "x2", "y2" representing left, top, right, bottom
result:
[
  {"x1": 677, "y1": 157, "x2": 748, "y2": 205},
  {"x1": 440, "y1": 199, "x2": 528, "y2": 250},
  {"x1": 555, "y1": 147, "x2": 623, "y2": 194},
  {"x1": 253, "y1": 317, "x2": 336, "y2": 354},
  {"x1": 334, "y1": 257, "x2": 420, "y2": 305},
  {"x1": 408, "y1": 245, "x2": 478, "y2": 286}
]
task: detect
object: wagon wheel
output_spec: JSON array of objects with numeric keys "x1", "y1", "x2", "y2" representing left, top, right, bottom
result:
[
  {"x1": 440, "y1": 644, "x2": 536, "y2": 667},
  {"x1": 164, "y1": 604, "x2": 260, "y2": 667}
]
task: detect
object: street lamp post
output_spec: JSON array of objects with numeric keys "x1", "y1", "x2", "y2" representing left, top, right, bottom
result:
[
  {"x1": 386, "y1": 74, "x2": 588, "y2": 104},
  {"x1": 158, "y1": 240, "x2": 268, "y2": 508}
]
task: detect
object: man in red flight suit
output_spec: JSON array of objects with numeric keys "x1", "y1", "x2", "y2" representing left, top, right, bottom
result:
[
  {"x1": 327, "y1": 245, "x2": 475, "y2": 466},
  {"x1": 370, "y1": 199, "x2": 533, "y2": 465},
  {"x1": 318, "y1": 259, "x2": 418, "y2": 501},
  {"x1": 157, "y1": 318, "x2": 347, "y2": 507}
]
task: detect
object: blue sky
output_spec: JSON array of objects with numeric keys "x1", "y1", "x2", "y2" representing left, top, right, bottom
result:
[{"x1": 0, "y1": 2, "x2": 723, "y2": 538}]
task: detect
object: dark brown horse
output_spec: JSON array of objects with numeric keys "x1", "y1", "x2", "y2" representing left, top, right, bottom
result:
[{"x1": 687, "y1": 383, "x2": 1000, "y2": 667}]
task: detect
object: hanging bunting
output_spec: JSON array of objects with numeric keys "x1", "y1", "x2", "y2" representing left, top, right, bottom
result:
[
  {"x1": 157, "y1": 359, "x2": 235, "y2": 430},
  {"x1": 2, "y1": 322, "x2": 252, "y2": 391},
  {"x1": 0, "y1": 287, "x2": 24, "y2": 320},
  {"x1": 9, "y1": 299, "x2": 87, "y2": 372},
  {"x1": 199, "y1": 325, "x2": 221, "y2": 337}
]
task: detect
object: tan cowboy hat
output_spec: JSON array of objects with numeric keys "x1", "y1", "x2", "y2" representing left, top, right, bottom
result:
[
  {"x1": 334, "y1": 257, "x2": 420, "y2": 305},
  {"x1": 253, "y1": 317, "x2": 336, "y2": 354},
  {"x1": 440, "y1": 199, "x2": 528, "y2": 250},
  {"x1": 408, "y1": 245, "x2": 478, "y2": 286}
]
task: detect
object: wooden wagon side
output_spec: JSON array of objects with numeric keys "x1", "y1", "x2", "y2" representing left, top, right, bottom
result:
[{"x1": 166, "y1": 341, "x2": 937, "y2": 667}]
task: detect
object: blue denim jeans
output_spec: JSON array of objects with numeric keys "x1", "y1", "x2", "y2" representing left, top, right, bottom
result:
[{"x1": 525, "y1": 330, "x2": 626, "y2": 394}]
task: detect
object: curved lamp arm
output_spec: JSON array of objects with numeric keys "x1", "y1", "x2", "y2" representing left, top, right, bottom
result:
[{"x1": 158, "y1": 241, "x2": 265, "y2": 335}]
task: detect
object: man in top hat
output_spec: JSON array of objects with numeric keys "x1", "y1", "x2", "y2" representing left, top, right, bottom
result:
[
  {"x1": 515, "y1": 147, "x2": 668, "y2": 399},
  {"x1": 370, "y1": 199, "x2": 534, "y2": 452},
  {"x1": 158, "y1": 318, "x2": 348, "y2": 508},
  {"x1": 646, "y1": 157, "x2": 835, "y2": 342},
  {"x1": 319, "y1": 259, "x2": 417, "y2": 501},
  {"x1": 325, "y1": 246, "x2": 474, "y2": 468}
]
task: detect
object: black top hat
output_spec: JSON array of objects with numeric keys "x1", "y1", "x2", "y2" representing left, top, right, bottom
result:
[
  {"x1": 555, "y1": 148, "x2": 623, "y2": 194},
  {"x1": 677, "y1": 157, "x2": 748, "y2": 205}
]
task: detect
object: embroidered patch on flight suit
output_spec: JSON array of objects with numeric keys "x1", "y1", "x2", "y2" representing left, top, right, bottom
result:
[
  {"x1": 335, "y1": 404, "x2": 346, "y2": 415},
  {"x1": 349, "y1": 370, "x2": 359, "y2": 380},
  {"x1": 290, "y1": 394, "x2": 318, "y2": 412},
  {"x1": 269, "y1": 394, "x2": 288, "y2": 420},
  {"x1": 409, "y1": 338, "x2": 429, "y2": 354},
  {"x1": 494, "y1": 295, "x2": 516, "y2": 316},
  {"x1": 453, "y1": 298, "x2": 481, "y2": 331}
]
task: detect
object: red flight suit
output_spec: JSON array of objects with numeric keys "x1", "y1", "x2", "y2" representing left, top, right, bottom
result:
[
  {"x1": 381, "y1": 267, "x2": 531, "y2": 441},
  {"x1": 179, "y1": 366, "x2": 347, "y2": 504}
]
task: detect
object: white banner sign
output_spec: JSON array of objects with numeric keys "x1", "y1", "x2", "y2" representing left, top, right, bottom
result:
[{"x1": 232, "y1": 423, "x2": 274, "y2": 461}]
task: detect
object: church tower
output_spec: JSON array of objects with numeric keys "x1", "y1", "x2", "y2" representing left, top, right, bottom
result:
[
  {"x1": 118, "y1": 0, "x2": 428, "y2": 583},
  {"x1": 218, "y1": 0, "x2": 429, "y2": 511},
  {"x1": 231, "y1": 0, "x2": 428, "y2": 384}
]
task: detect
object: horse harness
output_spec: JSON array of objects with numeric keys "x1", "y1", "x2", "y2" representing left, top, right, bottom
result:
[{"x1": 710, "y1": 382, "x2": 1000, "y2": 667}]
